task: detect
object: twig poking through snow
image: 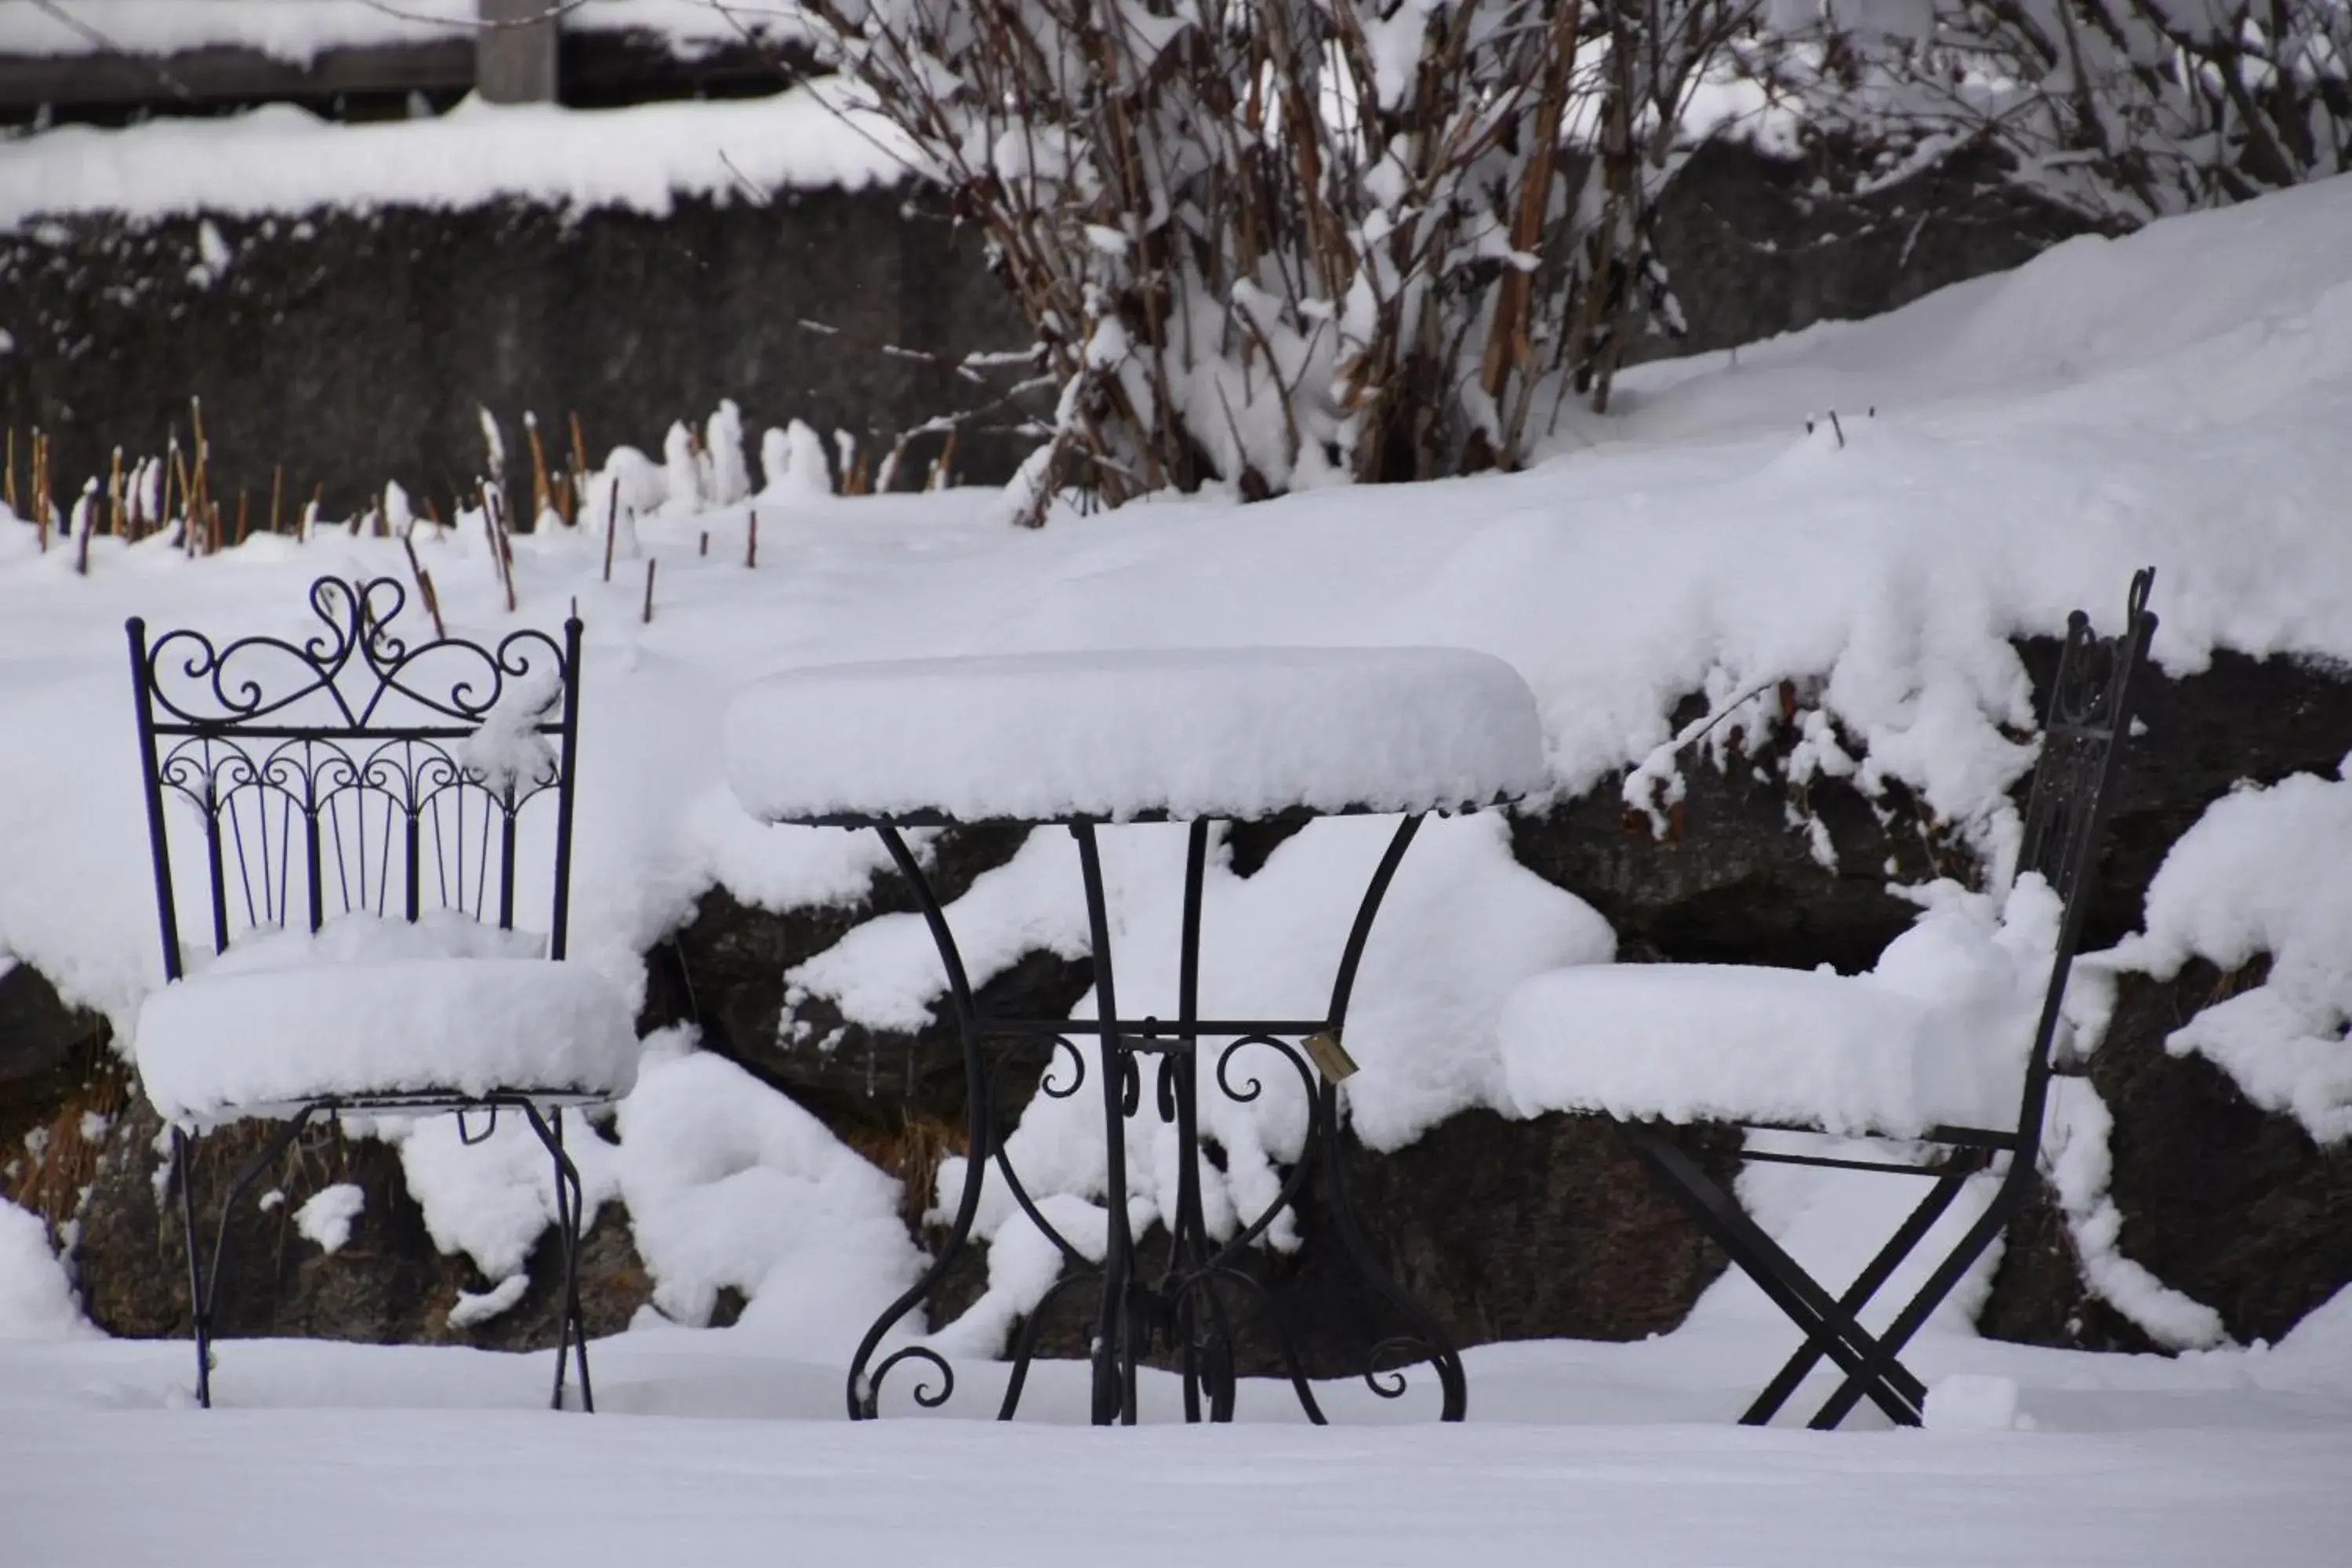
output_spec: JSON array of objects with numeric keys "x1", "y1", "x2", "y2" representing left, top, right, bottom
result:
[{"x1": 401, "y1": 535, "x2": 446, "y2": 641}]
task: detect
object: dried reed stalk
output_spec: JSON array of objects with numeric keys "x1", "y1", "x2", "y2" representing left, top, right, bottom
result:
[
  {"x1": 4, "y1": 428, "x2": 16, "y2": 516},
  {"x1": 165, "y1": 443, "x2": 185, "y2": 539},
  {"x1": 601, "y1": 483, "x2": 619, "y2": 584},
  {"x1": 73, "y1": 484, "x2": 92, "y2": 575},
  {"x1": 31, "y1": 430, "x2": 47, "y2": 552},
  {"x1": 269, "y1": 465, "x2": 282, "y2": 536},
  {"x1": 187, "y1": 399, "x2": 210, "y2": 552},
  {"x1": 525, "y1": 412, "x2": 554, "y2": 521},
  {"x1": 402, "y1": 534, "x2": 448, "y2": 640},
  {"x1": 481, "y1": 485, "x2": 518, "y2": 614}
]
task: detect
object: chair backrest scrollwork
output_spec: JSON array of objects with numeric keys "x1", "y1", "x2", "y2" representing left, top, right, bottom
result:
[{"x1": 126, "y1": 576, "x2": 586, "y2": 981}]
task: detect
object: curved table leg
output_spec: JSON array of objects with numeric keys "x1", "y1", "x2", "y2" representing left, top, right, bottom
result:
[
  {"x1": 1315, "y1": 814, "x2": 1468, "y2": 1421},
  {"x1": 1070, "y1": 821, "x2": 1138, "y2": 1427},
  {"x1": 845, "y1": 823, "x2": 994, "y2": 1421}
]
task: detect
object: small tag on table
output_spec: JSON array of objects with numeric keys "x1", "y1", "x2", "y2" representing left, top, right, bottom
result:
[{"x1": 1303, "y1": 1030, "x2": 1359, "y2": 1083}]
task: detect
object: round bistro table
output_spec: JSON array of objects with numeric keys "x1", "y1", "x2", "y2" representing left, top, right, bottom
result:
[{"x1": 724, "y1": 646, "x2": 1549, "y2": 1426}]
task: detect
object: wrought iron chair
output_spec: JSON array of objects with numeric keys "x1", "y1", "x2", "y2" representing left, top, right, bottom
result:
[
  {"x1": 125, "y1": 575, "x2": 636, "y2": 1410},
  {"x1": 1497, "y1": 569, "x2": 2156, "y2": 1428}
]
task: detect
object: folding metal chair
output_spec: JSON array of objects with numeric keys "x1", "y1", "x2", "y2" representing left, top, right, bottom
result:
[
  {"x1": 125, "y1": 575, "x2": 634, "y2": 1410},
  {"x1": 1501, "y1": 568, "x2": 2156, "y2": 1427}
]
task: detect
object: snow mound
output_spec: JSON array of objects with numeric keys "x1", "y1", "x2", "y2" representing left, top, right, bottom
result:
[
  {"x1": 0, "y1": 83, "x2": 906, "y2": 228},
  {"x1": 2108, "y1": 761, "x2": 2352, "y2": 1143},
  {"x1": 614, "y1": 1043, "x2": 924, "y2": 1347},
  {"x1": 725, "y1": 646, "x2": 1548, "y2": 824},
  {"x1": 0, "y1": 1199, "x2": 89, "y2": 1341},
  {"x1": 1923, "y1": 1374, "x2": 2024, "y2": 1432},
  {"x1": 134, "y1": 913, "x2": 638, "y2": 1123},
  {"x1": 293, "y1": 1185, "x2": 366, "y2": 1255},
  {"x1": 1501, "y1": 879, "x2": 2060, "y2": 1138}
]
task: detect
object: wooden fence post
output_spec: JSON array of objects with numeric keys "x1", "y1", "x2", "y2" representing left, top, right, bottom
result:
[{"x1": 475, "y1": 0, "x2": 559, "y2": 104}]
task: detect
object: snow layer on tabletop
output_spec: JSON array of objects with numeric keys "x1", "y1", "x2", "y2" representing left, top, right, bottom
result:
[
  {"x1": 0, "y1": 1199, "x2": 91, "y2": 1341},
  {"x1": 2105, "y1": 760, "x2": 2352, "y2": 1144},
  {"x1": 0, "y1": 80, "x2": 907, "y2": 228},
  {"x1": 790, "y1": 812, "x2": 1610, "y2": 1349},
  {"x1": 724, "y1": 646, "x2": 1549, "y2": 823},
  {"x1": 1501, "y1": 878, "x2": 2060, "y2": 1138},
  {"x1": 133, "y1": 911, "x2": 638, "y2": 1123}
]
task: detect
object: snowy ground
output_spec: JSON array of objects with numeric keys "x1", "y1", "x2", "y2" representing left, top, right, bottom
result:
[
  {"x1": 6, "y1": 154, "x2": 2352, "y2": 1568},
  {"x1": 5, "y1": 1311, "x2": 2352, "y2": 1567}
]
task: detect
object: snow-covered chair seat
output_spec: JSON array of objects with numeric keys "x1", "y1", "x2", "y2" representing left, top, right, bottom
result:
[
  {"x1": 724, "y1": 645, "x2": 1548, "y2": 824},
  {"x1": 1498, "y1": 886, "x2": 2056, "y2": 1141},
  {"x1": 134, "y1": 913, "x2": 638, "y2": 1125}
]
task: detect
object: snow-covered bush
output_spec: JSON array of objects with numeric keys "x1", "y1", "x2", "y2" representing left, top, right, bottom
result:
[
  {"x1": 803, "y1": 1, "x2": 1752, "y2": 521},
  {"x1": 1741, "y1": 2, "x2": 2352, "y2": 226}
]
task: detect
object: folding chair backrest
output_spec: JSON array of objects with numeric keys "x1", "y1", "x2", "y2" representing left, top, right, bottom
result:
[
  {"x1": 127, "y1": 575, "x2": 586, "y2": 982},
  {"x1": 2009, "y1": 567, "x2": 2157, "y2": 1142}
]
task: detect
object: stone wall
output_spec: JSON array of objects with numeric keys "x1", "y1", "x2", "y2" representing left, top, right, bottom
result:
[
  {"x1": 0, "y1": 188, "x2": 1037, "y2": 519},
  {"x1": 0, "y1": 141, "x2": 2087, "y2": 520}
]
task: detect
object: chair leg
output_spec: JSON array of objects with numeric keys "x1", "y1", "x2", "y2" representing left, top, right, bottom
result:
[
  {"x1": 182, "y1": 1108, "x2": 319, "y2": 1410},
  {"x1": 1623, "y1": 1126, "x2": 1926, "y2": 1426},
  {"x1": 1805, "y1": 1170, "x2": 2030, "y2": 1431},
  {"x1": 172, "y1": 1127, "x2": 209, "y2": 1409},
  {"x1": 521, "y1": 1105, "x2": 593, "y2": 1414},
  {"x1": 1741, "y1": 1170, "x2": 1971, "y2": 1425}
]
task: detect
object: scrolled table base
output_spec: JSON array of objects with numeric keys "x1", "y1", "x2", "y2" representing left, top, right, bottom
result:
[{"x1": 844, "y1": 814, "x2": 1468, "y2": 1426}]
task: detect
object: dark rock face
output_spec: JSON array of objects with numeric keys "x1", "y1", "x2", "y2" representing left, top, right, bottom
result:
[
  {"x1": 638, "y1": 821, "x2": 1094, "y2": 1141},
  {"x1": 2091, "y1": 964, "x2": 2352, "y2": 1345},
  {"x1": 1654, "y1": 140, "x2": 2099, "y2": 359},
  {"x1": 74, "y1": 1095, "x2": 648, "y2": 1351},
  {"x1": 0, "y1": 961, "x2": 103, "y2": 1088},
  {"x1": 1976, "y1": 1183, "x2": 2164, "y2": 1354},
  {"x1": 1510, "y1": 701, "x2": 1947, "y2": 975},
  {"x1": 919, "y1": 1111, "x2": 1733, "y2": 1381},
  {"x1": 1344, "y1": 1110, "x2": 1733, "y2": 1347},
  {"x1": 2069, "y1": 648, "x2": 2352, "y2": 951}
]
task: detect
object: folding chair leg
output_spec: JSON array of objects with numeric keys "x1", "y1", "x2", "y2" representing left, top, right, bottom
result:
[
  {"x1": 1806, "y1": 1173, "x2": 2027, "y2": 1431},
  {"x1": 1622, "y1": 1126, "x2": 1925, "y2": 1426},
  {"x1": 521, "y1": 1105, "x2": 594, "y2": 1414},
  {"x1": 1742, "y1": 1171, "x2": 1970, "y2": 1425},
  {"x1": 182, "y1": 1108, "x2": 319, "y2": 1410},
  {"x1": 172, "y1": 1127, "x2": 209, "y2": 1409}
]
